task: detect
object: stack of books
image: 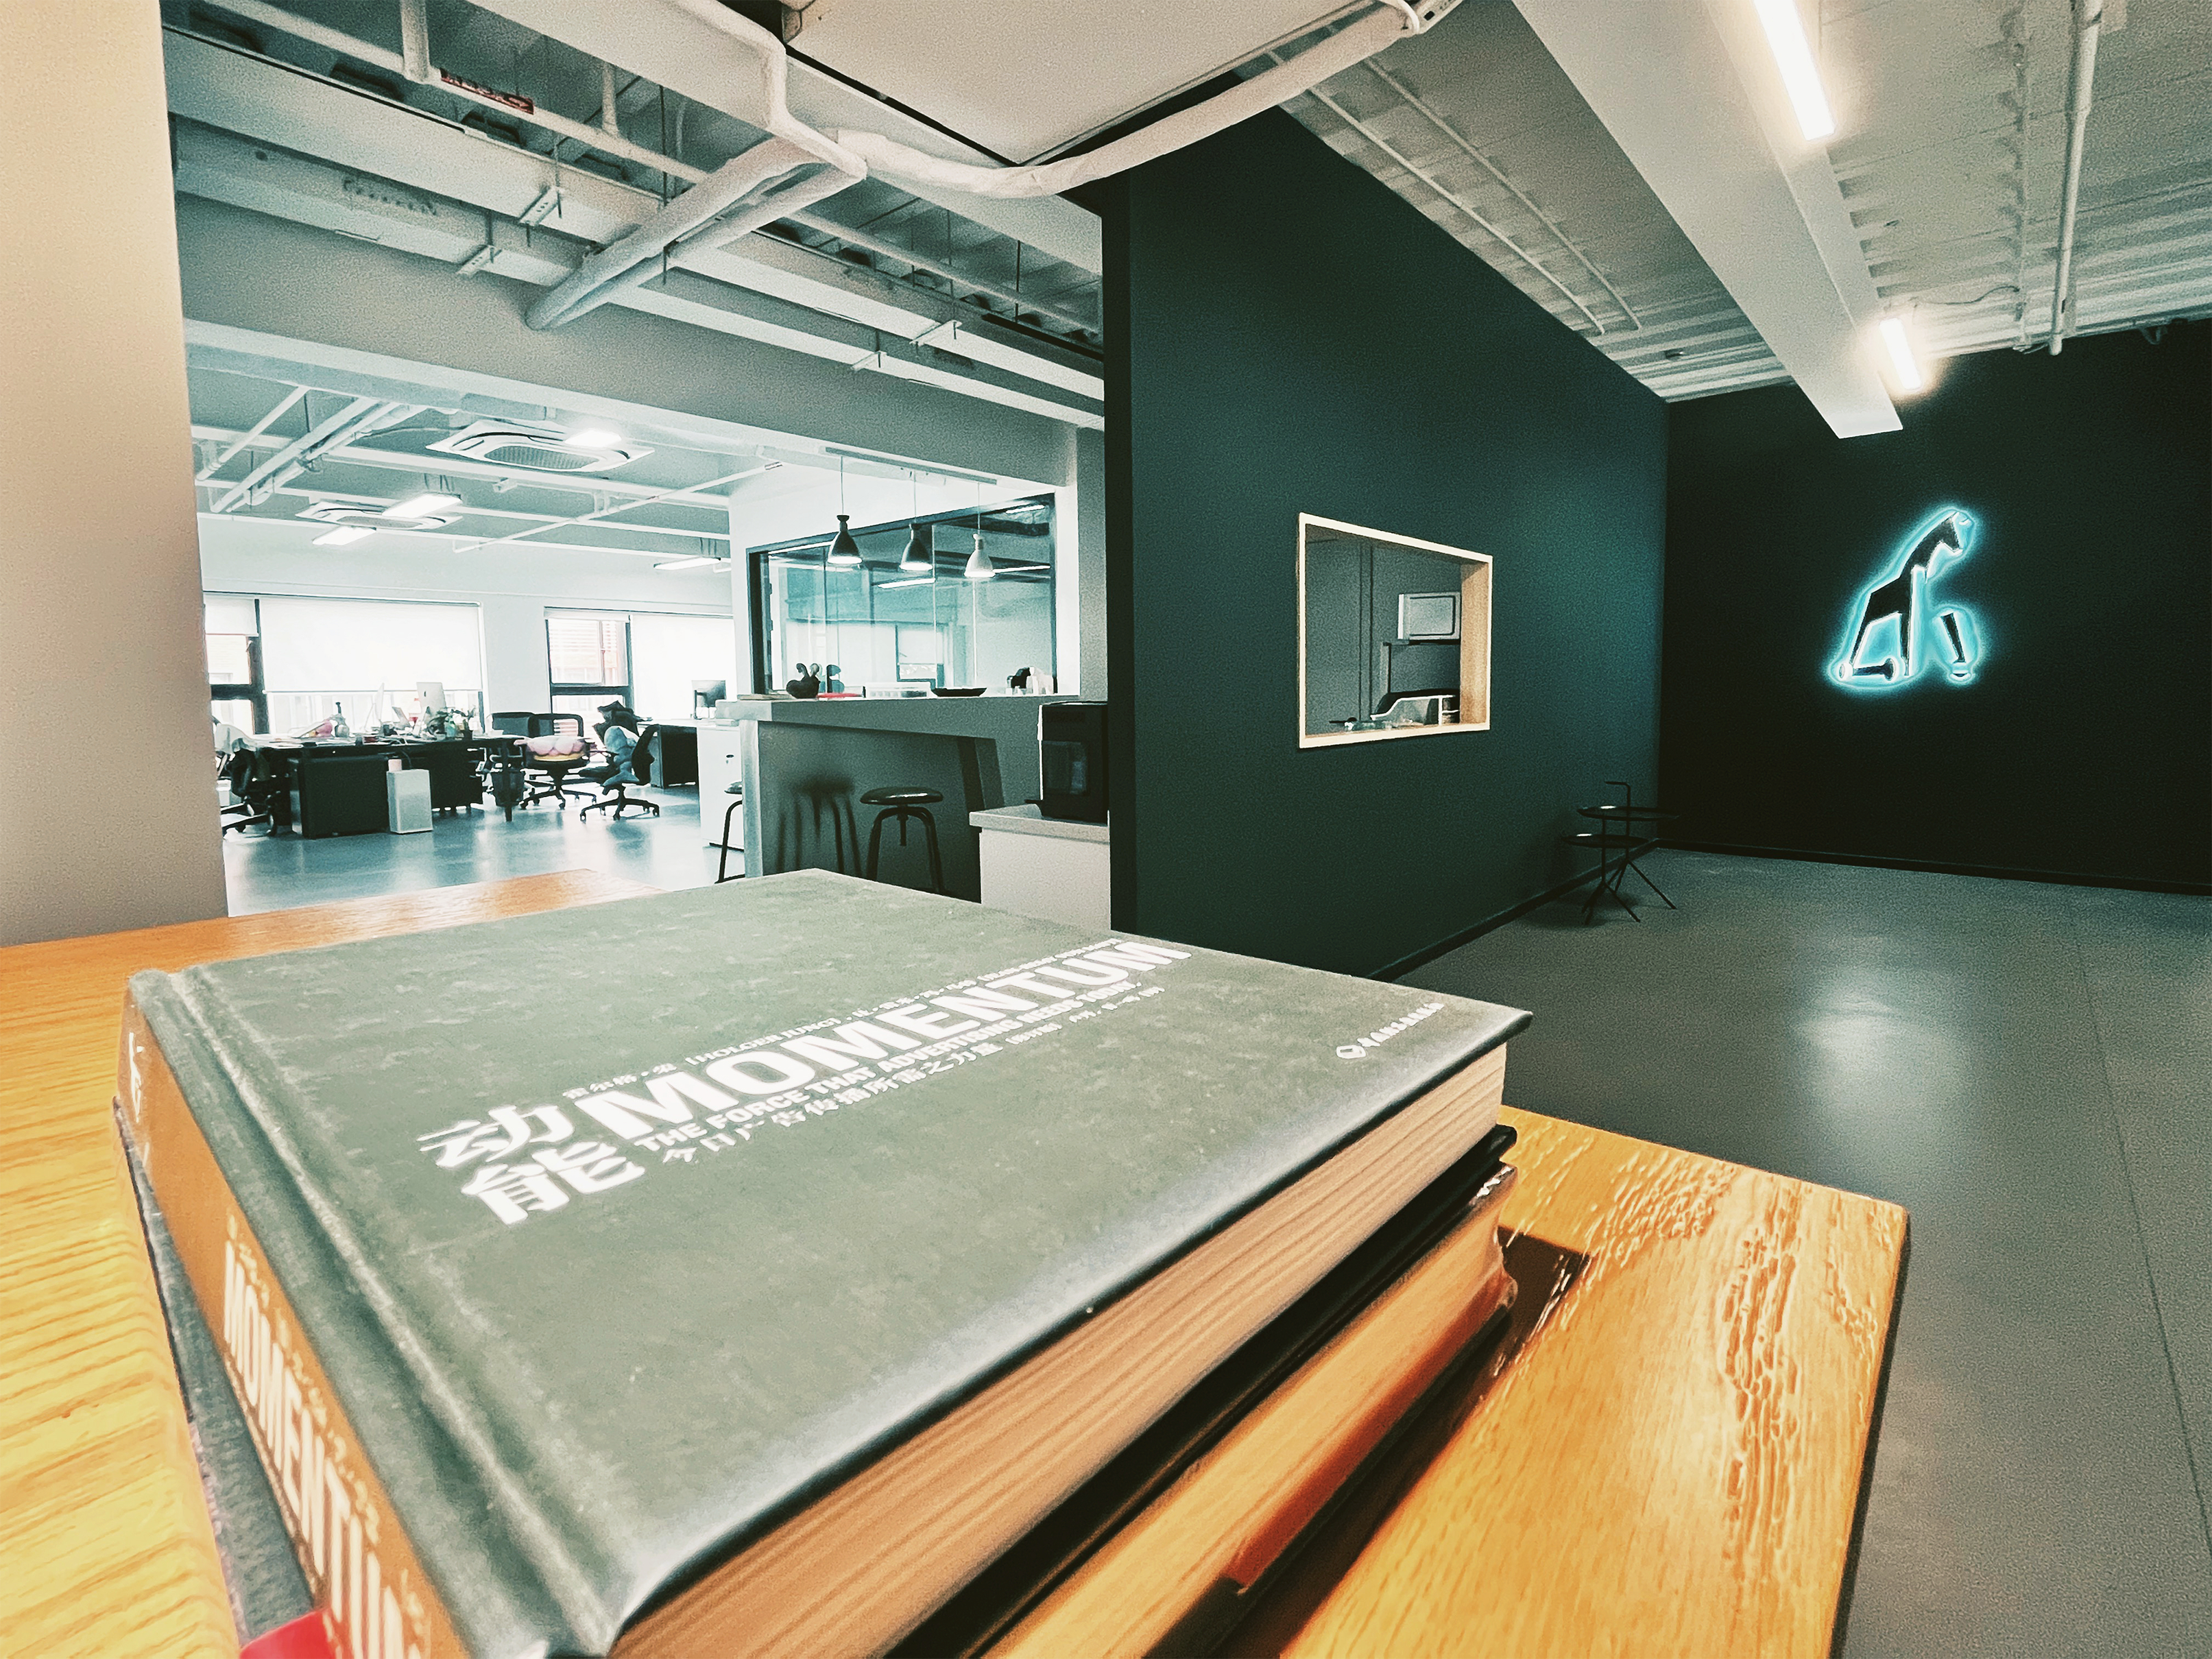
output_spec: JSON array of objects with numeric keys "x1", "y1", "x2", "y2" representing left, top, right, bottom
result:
[{"x1": 120, "y1": 871, "x2": 1527, "y2": 1658}]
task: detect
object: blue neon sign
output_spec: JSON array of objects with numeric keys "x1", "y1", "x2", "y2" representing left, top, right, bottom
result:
[{"x1": 1831, "y1": 508, "x2": 1985, "y2": 690}]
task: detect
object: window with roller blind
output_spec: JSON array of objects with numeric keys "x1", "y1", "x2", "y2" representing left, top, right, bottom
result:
[
  {"x1": 228, "y1": 594, "x2": 486, "y2": 735},
  {"x1": 546, "y1": 612, "x2": 631, "y2": 726}
]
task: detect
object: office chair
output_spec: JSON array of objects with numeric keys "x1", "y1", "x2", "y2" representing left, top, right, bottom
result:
[
  {"x1": 218, "y1": 747, "x2": 278, "y2": 834},
  {"x1": 519, "y1": 714, "x2": 592, "y2": 808},
  {"x1": 577, "y1": 723, "x2": 660, "y2": 820}
]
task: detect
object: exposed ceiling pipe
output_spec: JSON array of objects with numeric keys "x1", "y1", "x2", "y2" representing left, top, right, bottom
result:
[
  {"x1": 207, "y1": 0, "x2": 706, "y2": 184},
  {"x1": 195, "y1": 383, "x2": 306, "y2": 480},
  {"x1": 598, "y1": 59, "x2": 621, "y2": 136},
  {"x1": 778, "y1": 211, "x2": 1096, "y2": 334},
  {"x1": 525, "y1": 137, "x2": 846, "y2": 329},
  {"x1": 828, "y1": 1, "x2": 1449, "y2": 198},
  {"x1": 465, "y1": 464, "x2": 777, "y2": 553},
  {"x1": 259, "y1": 403, "x2": 425, "y2": 503},
  {"x1": 397, "y1": 0, "x2": 431, "y2": 84},
  {"x1": 209, "y1": 395, "x2": 383, "y2": 512},
  {"x1": 517, "y1": 0, "x2": 867, "y2": 330},
  {"x1": 2048, "y1": 0, "x2": 2103, "y2": 355}
]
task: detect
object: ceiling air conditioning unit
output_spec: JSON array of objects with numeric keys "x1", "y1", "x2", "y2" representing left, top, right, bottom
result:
[{"x1": 429, "y1": 420, "x2": 649, "y2": 473}]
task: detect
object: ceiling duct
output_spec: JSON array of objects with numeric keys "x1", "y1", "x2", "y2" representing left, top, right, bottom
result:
[{"x1": 428, "y1": 420, "x2": 651, "y2": 473}]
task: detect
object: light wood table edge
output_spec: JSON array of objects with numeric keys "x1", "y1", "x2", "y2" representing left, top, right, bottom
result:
[{"x1": 0, "y1": 871, "x2": 656, "y2": 1659}]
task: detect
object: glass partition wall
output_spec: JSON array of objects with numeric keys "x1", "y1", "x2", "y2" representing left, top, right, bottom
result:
[{"x1": 750, "y1": 497, "x2": 1056, "y2": 695}]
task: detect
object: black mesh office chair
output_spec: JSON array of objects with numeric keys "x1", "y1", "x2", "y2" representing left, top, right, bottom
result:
[
  {"x1": 519, "y1": 714, "x2": 592, "y2": 808},
  {"x1": 578, "y1": 722, "x2": 659, "y2": 820},
  {"x1": 218, "y1": 747, "x2": 278, "y2": 834}
]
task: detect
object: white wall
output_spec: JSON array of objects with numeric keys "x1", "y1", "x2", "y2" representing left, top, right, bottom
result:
[
  {"x1": 197, "y1": 516, "x2": 735, "y2": 721},
  {"x1": 0, "y1": 0, "x2": 228, "y2": 943}
]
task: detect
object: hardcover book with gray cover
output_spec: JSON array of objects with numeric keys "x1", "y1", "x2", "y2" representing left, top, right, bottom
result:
[{"x1": 120, "y1": 870, "x2": 1526, "y2": 1659}]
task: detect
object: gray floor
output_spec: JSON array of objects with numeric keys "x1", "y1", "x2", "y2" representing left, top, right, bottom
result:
[
  {"x1": 222, "y1": 785, "x2": 728, "y2": 914},
  {"x1": 1408, "y1": 850, "x2": 2212, "y2": 1659}
]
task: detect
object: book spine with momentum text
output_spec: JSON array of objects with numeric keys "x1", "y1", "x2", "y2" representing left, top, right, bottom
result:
[{"x1": 120, "y1": 990, "x2": 472, "y2": 1659}]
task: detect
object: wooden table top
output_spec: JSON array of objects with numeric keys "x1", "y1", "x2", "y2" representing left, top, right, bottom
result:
[
  {"x1": 0, "y1": 874, "x2": 1905, "y2": 1659},
  {"x1": 0, "y1": 872, "x2": 656, "y2": 1659}
]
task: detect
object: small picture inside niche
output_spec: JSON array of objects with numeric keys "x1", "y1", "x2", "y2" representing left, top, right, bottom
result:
[{"x1": 1298, "y1": 513, "x2": 1491, "y2": 749}]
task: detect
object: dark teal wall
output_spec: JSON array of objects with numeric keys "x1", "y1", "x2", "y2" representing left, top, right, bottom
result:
[
  {"x1": 1099, "y1": 112, "x2": 1667, "y2": 975},
  {"x1": 1664, "y1": 323, "x2": 2212, "y2": 890}
]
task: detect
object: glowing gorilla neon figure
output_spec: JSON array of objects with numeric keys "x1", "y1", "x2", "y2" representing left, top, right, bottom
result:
[{"x1": 1831, "y1": 508, "x2": 1983, "y2": 689}]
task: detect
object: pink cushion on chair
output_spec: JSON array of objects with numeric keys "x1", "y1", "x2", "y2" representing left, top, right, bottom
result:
[{"x1": 523, "y1": 735, "x2": 587, "y2": 759}]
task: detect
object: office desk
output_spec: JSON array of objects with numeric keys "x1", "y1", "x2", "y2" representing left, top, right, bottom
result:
[
  {"x1": 0, "y1": 881, "x2": 1903, "y2": 1658},
  {"x1": 247, "y1": 737, "x2": 522, "y2": 831}
]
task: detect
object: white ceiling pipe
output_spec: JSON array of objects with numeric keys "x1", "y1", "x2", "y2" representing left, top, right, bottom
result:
[
  {"x1": 210, "y1": 394, "x2": 383, "y2": 512},
  {"x1": 398, "y1": 0, "x2": 431, "y2": 84},
  {"x1": 261, "y1": 403, "x2": 424, "y2": 501},
  {"x1": 205, "y1": 0, "x2": 714, "y2": 185},
  {"x1": 598, "y1": 59, "x2": 621, "y2": 136},
  {"x1": 525, "y1": 0, "x2": 869, "y2": 330},
  {"x1": 830, "y1": 1, "x2": 1438, "y2": 199},
  {"x1": 2048, "y1": 0, "x2": 2103, "y2": 355},
  {"x1": 779, "y1": 210, "x2": 1096, "y2": 335},
  {"x1": 527, "y1": 139, "x2": 846, "y2": 329},
  {"x1": 187, "y1": 3, "x2": 1101, "y2": 355},
  {"x1": 230, "y1": 480, "x2": 737, "y2": 540},
  {"x1": 465, "y1": 464, "x2": 778, "y2": 553},
  {"x1": 195, "y1": 383, "x2": 306, "y2": 480}
]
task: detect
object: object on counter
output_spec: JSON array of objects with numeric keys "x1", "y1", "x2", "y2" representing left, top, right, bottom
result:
[
  {"x1": 118, "y1": 876, "x2": 1524, "y2": 1659},
  {"x1": 1039, "y1": 702, "x2": 1109, "y2": 825},
  {"x1": 1009, "y1": 667, "x2": 1033, "y2": 691},
  {"x1": 785, "y1": 664, "x2": 821, "y2": 699},
  {"x1": 932, "y1": 685, "x2": 989, "y2": 697}
]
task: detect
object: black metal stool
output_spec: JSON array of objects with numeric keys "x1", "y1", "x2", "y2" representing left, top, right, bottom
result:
[
  {"x1": 716, "y1": 782, "x2": 744, "y2": 883},
  {"x1": 861, "y1": 786, "x2": 945, "y2": 892}
]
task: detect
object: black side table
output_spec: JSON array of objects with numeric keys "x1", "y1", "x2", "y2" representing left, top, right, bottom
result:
[{"x1": 1565, "y1": 781, "x2": 1679, "y2": 923}]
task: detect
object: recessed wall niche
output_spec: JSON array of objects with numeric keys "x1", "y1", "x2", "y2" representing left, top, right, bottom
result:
[{"x1": 1297, "y1": 513, "x2": 1492, "y2": 748}]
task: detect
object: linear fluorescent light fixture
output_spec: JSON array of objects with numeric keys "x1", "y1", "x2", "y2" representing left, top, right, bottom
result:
[
  {"x1": 385, "y1": 492, "x2": 462, "y2": 521},
  {"x1": 1877, "y1": 319, "x2": 1925, "y2": 391},
  {"x1": 313, "y1": 525, "x2": 376, "y2": 547},
  {"x1": 879, "y1": 575, "x2": 935, "y2": 589},
  {"x1": 655, "y1": 556, "x2": 721, "y2": 571},
  {"x1": 1753, "y1": 0, "x2": 1836, "y2": 141}
]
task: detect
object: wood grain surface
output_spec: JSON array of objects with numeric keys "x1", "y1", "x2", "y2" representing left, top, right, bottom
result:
[
  {"x1": 1281, "y1": 1106, "x2": 1908, "y2": 1659},
  {"x1": 0, "y1": 872, "x2": 653, "y2": 1659},
  {"x1": 0, "y1": 880, "x2": 1904, "y2": 1659}
]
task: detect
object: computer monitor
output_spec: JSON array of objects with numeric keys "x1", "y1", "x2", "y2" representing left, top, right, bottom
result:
[
  {"x1": 417, "y1": 680, "x2": 448, "y2": 714},
  {"x1": 691, "y1": 679, "x2": 728, "y2": 718}
]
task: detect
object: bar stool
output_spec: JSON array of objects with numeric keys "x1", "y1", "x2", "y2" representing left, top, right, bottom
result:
[
  {"x1": 716, "y1": 783, "x2": 744, "y2": 883},
  {"x1": 862, "y1": 787, "x2": 945, "y2": 893}
]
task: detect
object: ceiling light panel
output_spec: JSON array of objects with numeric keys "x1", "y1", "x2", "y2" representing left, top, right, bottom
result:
[
  {"x1": 1752, "y1": 0, "x2": 1836, "y2": 141},
  {"x1": 429, "y1": 419, "x2": 652, "y2": 474}
]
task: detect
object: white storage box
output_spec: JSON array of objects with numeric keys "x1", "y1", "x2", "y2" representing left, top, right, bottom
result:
[{"x1": 387, "y1": 767, "x2": 433, "y2": 834}]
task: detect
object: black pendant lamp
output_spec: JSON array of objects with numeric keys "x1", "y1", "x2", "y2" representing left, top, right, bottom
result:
[
  {"x1": 826, "y1": 457, "x2": 861, "y2": 566},
  {"x1": 900, "y1": 473, "x2": 931, "y2": 572}
]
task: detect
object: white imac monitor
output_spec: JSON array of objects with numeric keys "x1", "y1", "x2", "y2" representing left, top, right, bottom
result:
[{"x1": 417, "y1": 680, "x2": 448, "y2": 713}]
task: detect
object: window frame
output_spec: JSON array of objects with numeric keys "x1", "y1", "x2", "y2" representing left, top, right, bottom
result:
[{"x1": 1295, "y1": 512, "x2": 1493, "y2": 750}]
